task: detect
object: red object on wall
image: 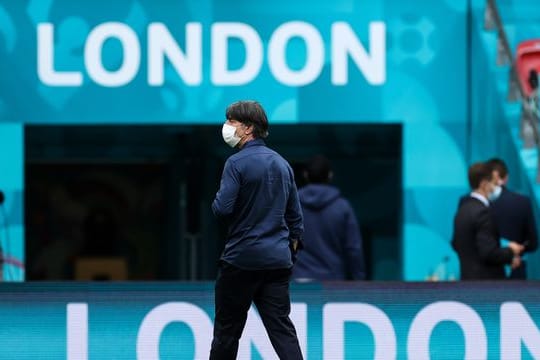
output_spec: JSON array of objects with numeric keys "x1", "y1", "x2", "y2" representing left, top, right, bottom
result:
[{"x1": 516, "y1": 39, "x2": 540, "y2": 96}]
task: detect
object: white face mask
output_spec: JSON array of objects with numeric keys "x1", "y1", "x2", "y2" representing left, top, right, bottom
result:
[
  {"x1": 222, "y1": 123, "x2": 241, "y2": 148},
  {"x1": 488, "y1": 184, "x2": 502, "y2": 201}
]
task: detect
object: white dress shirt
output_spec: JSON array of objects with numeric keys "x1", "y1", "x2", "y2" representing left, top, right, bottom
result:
[{"x1": 470, "y1": 192, "x2": 489, "y2": 207}]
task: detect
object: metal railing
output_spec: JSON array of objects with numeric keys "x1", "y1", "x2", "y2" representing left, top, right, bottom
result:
[{"x1": 484, "y1": 0, "x2": 540, "y2": 157}]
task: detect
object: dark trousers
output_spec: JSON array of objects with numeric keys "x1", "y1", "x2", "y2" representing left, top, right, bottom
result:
[{"x1": 210, "y1": 261, "x2": 303, "y2": 360}]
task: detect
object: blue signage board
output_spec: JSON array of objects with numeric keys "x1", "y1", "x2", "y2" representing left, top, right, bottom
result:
[
  {"x1": 0, "y1": 282, "x2": 538, "y2": 359},
  {"x1": 0, "y1": 0, "x2": 466, "y2": 125}
]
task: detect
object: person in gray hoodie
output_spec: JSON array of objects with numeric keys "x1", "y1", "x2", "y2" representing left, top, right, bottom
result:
[{"x1": 292, "y1": 155, "x2": 366, "y2": 281}]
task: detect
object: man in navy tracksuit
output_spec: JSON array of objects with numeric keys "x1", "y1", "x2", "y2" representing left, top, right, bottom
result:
[
  {"x1": 292, "y1": 155, "x2": 365, "y2": 281},
  {"x1": 210, "y1": 100, "x2": 304, "y2": 360}
]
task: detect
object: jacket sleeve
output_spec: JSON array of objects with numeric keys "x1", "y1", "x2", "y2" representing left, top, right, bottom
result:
[
  {"x1": 475, "y1": 208, "x2": 514, "y2": 265},
  {"x1": 285, "y1": 175, "x2": 304, "y2": 246},
  {"x1": 343, "y1": 201, "x2": 366, "y2": 280},
  {"x1": 523, "y1": 197, "x2": 538, "y2": 252},
  {"x1": 212, "y1": 159, "x2": 240, "y2": 219}
]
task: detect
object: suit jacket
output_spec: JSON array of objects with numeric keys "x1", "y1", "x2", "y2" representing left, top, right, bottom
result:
[
  {"x1": 452, "y1": 196, "x2": 514, "y2": 280},
  {"x1": 490, "y1": 187, "x2": 538, "y2": 253}
]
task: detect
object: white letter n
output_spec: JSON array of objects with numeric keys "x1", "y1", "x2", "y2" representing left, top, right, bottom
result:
[
  {"x1": 67, "y1": 303, "x2": 88, "y2": 360},
  {"x1": 501, "y1": 302, "x2": 540, "y2": 359},
  {"x1": 331, "y1": 21, "x2": 386, "y2": 85},
  {"x1": 148, "y1": 22, "x2": 202, "y2": 86}
]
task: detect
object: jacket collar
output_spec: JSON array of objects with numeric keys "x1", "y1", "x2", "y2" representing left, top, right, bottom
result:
[{"x1": 241, "y1": 138, "x2": 266, "y2": 149}]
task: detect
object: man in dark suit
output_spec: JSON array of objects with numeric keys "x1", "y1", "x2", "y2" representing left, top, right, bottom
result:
[
  {"x1": 487, "y1": 158, "x2": 538, "y2": 279},
  {"x1": 452, "y1": 162, "x2": 524, "y2": 280}
]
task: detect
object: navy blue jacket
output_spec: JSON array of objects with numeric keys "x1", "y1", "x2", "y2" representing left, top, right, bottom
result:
[
  {"x1": 292, "y1": 184, "x2": 365, "y2": 280},
  {"x1": 458, "y1": 188, "x2": 538, "y2": 252},
  {"x1": 490, "y1": 187, "x2": 538, "y2": 253},
  {"x1": 212, "y1": 139, "x2": 303, "y2": 270}
]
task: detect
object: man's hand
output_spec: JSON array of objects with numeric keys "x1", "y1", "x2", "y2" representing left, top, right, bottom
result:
[
  {"x1": 508, "y1": 242, "x2": 524, "y2": 255},
  {"x1": 289, "y1": 239, "x2": 299, "y2": 264},
  {"x1": 511, "y1": 256, "x2": 522, "y2": 269}
]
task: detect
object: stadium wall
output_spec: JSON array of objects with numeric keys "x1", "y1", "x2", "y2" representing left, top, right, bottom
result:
[{"x1": 0, "y1": 0, "x2": 471, "y2": 280}]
